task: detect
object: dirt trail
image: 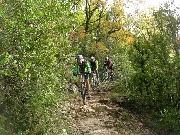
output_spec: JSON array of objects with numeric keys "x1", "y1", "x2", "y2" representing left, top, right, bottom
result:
[{"x1": 64, "y1": 83, "x2": 157, "y2": 135}]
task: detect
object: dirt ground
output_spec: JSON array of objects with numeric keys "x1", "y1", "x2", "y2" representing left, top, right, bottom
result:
[{"x1": 64, "y1": 82, "x2": 157, "y2": 135}]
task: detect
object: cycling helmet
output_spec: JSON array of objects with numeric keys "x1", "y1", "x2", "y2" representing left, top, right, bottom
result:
[
  {"x1": 91, "y1": 56, "x2": 95, "y2": 60},
  {"x1": 76, "y1": 55, "x2": 83, "y2": 60}
]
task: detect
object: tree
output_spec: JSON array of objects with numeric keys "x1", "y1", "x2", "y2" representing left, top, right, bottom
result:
[
  {"x1": 127, "y1": 2, "x2": 180, "y2": 134},
  {"x1": 0, "y1": 0, "x2": 76, "y2": 134}
]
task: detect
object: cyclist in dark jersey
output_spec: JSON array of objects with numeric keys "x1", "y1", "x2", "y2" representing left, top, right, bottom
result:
[
  {"x1": 104, "y1": 56, "x2": 114, "y2": 75},
  {"x1": 90, "y1": 56, "x2": 99, "y2": 83}
]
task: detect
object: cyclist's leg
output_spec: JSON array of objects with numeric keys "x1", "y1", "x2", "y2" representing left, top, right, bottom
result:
[
  {"x1": 90, "y1": 72, "x2": 94, "y2": 85},
  {"x1": 78, "y1": 74, "x2": 82, "y2": 88},
  {"x1": 96, "y1": 70, "x2": 99, "y2": 84},
  {"x1": 111, "y1": 65, "x2": 115, "y2": 75}
]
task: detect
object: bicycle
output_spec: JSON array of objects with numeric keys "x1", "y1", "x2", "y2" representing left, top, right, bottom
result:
[
  {"x1": 79, "y1": 73, "x2": 87, "y2": 105},
  {"x1": 90, "y1": 71, "x2": 99, "y2": 91},
  {"x1": 102, "y1": 67, "x2": 114, "y2": 82}
]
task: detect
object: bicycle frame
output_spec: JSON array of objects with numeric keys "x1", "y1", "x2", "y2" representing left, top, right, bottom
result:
[{"x1": 102, "y1": 67, "x2": 113, "y2": 82}]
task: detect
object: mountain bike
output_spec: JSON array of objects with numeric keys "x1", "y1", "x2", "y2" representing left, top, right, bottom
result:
[
  {"x1": 102, "y1": 67, "x2": 109, "y2": 82},
  {"x1": 90, "y1": 71, "x2": 98, "y2": 91},
  {"x1": 102, "y1": 67, "x2": 114, "y2": 82},
  {"x1": 79, "y1": 73, "x2": 87, "y2": 105}
]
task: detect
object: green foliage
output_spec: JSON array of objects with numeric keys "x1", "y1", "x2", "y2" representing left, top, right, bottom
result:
[
  {"x1": 125, "y1": 3, "x2": 180, "y2": 134},
  {"x1": 153, "y1": 108, "x2": 180, "y2": 135},
  {"x1": 0, "y1": 115, "x2": 9, "y2": 135},
  {"x1": 0, "y1": 0, "x2": 76, "y2": 134},
  {"x1": 1, "y1": 0, "x2": 179, "y2": 134}
]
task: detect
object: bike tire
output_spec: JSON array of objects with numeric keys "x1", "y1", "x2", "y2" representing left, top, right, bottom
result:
[
  {"x1": 94, "y1": 75, "x2": 99, "y2": 87},
  {"x1": 102, "y1": 72, "x2": 109, "y2": 82},
  {"x1": 108, "y1": 72, "x2": 112, "y2": 81},
  {"x1": 91, "y1": 74, "x2": 96, "y2": 91},
  {"x1": 102, "y1": 72, "x2": 106, "y2": 82},
  {"x1": 81, "y1": 84, "x2": 86, "y2": 105}
]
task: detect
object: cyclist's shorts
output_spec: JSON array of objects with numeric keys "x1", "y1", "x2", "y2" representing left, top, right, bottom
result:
[
  {"x1": 84, "y1": 73, "x2": 89, "y2": 79},
  {"x1": 79, "y1": 72, "x2": 89, "y2": 79}
]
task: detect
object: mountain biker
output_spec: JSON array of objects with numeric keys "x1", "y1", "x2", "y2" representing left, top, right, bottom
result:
[
  {"x1": 104, "y1": 56, "x2": 114, "y2": 75},
  {"x1": 90, "y1": 56, "x2": 99, "y2": 84},
  {"x1": 73, "y1": 55, "x2": 91, "y2": 98}
]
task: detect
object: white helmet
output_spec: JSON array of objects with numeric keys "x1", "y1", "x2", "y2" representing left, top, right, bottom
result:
[
  {"x1": 76, "y1": 55, "x2": 83, "y2": 60},
  {"x1": 91, "y1": 56, "x2": 95, "y2": 60}
]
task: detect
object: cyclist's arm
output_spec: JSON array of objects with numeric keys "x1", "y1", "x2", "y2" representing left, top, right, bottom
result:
[
  {"x1": 73, "y1": 65, "x2": 78, "y2": 76},
  {"x1": 109, "y1": 60, "x2": 113, "y2": 68},
  {"x1": 95, "y1": 60, "x2": 98, "y2": 70},
  {"x1": 85, "y1": 62, "x2": 91, "y2": 73}
]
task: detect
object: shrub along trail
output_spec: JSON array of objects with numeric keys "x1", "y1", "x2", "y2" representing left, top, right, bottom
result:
[{"x1": 64, "y1": 82, "x2": 157, "y2": 135}]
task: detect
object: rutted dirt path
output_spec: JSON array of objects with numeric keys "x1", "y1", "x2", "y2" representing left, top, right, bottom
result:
[{"x1": 64, "y1": 83, "x2": 157, "y2": 135}]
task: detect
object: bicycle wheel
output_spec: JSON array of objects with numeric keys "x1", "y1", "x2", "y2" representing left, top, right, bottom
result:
[
  {"x1": 94, "y1": 74, "x2": 98, "y2": 86},
  {"x1": 108, "y1": 72, "x2": 112, "y2": 81},
  {"x1": 91, "y1": 73, "x2": 96, "y2": 91},
  {"x1": 81, "y1": 83, "x2": 86, "y2": 105},
  {"x1": 102, "y1": 71, "x2": 108, "y2": 82}
]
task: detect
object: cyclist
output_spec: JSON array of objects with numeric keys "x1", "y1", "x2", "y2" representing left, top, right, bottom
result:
[
  {"x1": 90, "y1": 56, "x2": 99, "y2": 84},
  {"x1": 104, "y1": 56, "x2": 114, "y2": 75},
  {"x1": 73, "y1": 55, "x2": 91, "y2": 98}
]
